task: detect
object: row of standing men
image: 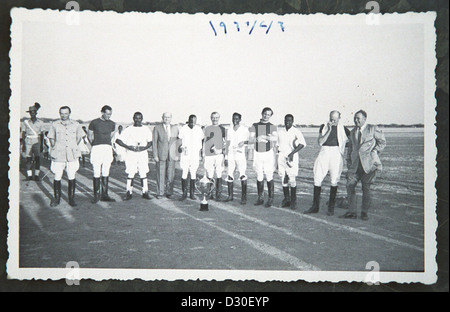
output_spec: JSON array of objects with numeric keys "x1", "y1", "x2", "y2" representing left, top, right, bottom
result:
[{"x1": 21, "y1": 103, "x2": 386, "y2": 220}]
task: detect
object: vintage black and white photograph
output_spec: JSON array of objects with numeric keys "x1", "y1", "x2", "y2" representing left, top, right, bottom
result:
[{"x1": 7, "y1": 7, "x2": 438, "y2": 284}]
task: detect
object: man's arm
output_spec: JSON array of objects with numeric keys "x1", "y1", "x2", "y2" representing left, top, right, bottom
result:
[
  {"x1": 116, "y1": 138, "x2": 138, "y2": 151},
  {"x1": 76, "y1": 125, "x2": 86, "y2": 145},
  {"x1": 318, "y1": 124, "x2": 331, "y2": 146},
  {"x1": 47, "y1": 124, "x2": 56, "y2": 148},
  {"x1": 287, "y1": 131, "x2": 306, "y2": 160},
  {"x1": 346, "y1": 134, "x2": 353, "y2": 168},
  {"x1": 87, "y1": 129, "x2": 94, "y2": 145},
  {"x1": 153, "y1": 126, "x2": 159, "y2": 161},
  {"x1": 372, "y1": 126, "x2": 386, "y2": 153},
  {"x1": 140, "y1": 127, "x2": 153, "y2": 151}
]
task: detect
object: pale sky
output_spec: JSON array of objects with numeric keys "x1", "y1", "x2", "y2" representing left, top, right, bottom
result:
[{"x1": 15, "y1": 10, "x2": 429, "y2": 126}]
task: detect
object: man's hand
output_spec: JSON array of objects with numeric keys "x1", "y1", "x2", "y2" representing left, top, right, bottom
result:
[
  {"x1": 256, "y1": 135, "x2": 268, "y2": 143},
  {"x1": 154, "y1": 156, "x2": 159, "y2": 162}
]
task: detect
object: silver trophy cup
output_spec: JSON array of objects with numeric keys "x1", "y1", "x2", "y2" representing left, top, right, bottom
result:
[{"x1": 195, "y1": 175, "x2": 216, "y2": 211}]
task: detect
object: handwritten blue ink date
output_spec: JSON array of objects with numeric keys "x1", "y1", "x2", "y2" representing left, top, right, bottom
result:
[{"x1": 209, "y1": 20, "x2": 285, "y2": 36}]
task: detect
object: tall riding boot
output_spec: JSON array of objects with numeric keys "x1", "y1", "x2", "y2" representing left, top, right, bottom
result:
[
  {"x1": 327, "y1": 186, "x2": 338, "y2": 216},
  {"x1": 265, "y1": 180, "x2": 274, "y2": 207},
  {"x1": 189, "y1": 178, "x2": 196, "y2": 200},
  {"x1": 214, "y1": 178, "x2": 223, "y2": 202},
  {"x1": 180, "y1": 178, "x2": 188, "y2": 201},
  {"x1": 101, "y1": 176, "x2": 116, "y2": 202},
  {"x1": 92, "y1": 177, "x2": 101, "y2": 203},
  {"x1": 225, "y1": 181, "x2": 234, "y2": 202},
  {"x1": 68, "y1": 179, "x2": 77, "y2": 207},
  {"x1": 290, "y1": 186, "x2": 297, "y2": 210},
  {"x1": 304, "y1": 186, "x2": 321, "y2": 214},
  {"x1": 240, "y1": 180, "x2": 247, "y2": 205},
  {"x1": 254, "y1": 180, "x2": 264, "y2": 206},
  {"x1": 50, "y1": 180, "x2": 61, "y2": 207},
  {"x1": 281, "y1": 186, "x2": 291, "y2": 207}
]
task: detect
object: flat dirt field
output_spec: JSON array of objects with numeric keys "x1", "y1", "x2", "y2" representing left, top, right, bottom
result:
[{"x1": 16, "y1": 129, "x2": 425, "y2": 273}]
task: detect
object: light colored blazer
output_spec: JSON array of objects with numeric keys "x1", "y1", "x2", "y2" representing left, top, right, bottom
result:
[
  {"x1": 347, "y1": 124, "x2": 386, "y2": 174},
  {"x1": 152, "y1": 123, "x2": 179, "y2": 161}
]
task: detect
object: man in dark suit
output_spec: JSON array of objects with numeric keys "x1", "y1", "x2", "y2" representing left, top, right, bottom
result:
[
  {"x1": 340, "y1": 110, "x2": 386, "y2": 220},
  {"x1": 153, "y1": 112, "x2": 179, "y2": 199}
]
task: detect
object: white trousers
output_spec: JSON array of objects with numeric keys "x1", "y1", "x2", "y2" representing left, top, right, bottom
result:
[
  {"x1": 278, "y1": 154, "x2": 298, "y2": 187},
  {"x1": 227, "y1": 151, "x2": 247, "y2": 181},
  {"x1": 51, "y1": 160, "x2": 79, "y2": 180},
  {"x1": 313, "y1": 146, "x2": 344, "y2": 187},
  {"x1": 204, "y1": 154, "x2": 224, "y2": 179},
  {"x1": 125, "y1": 151, "x2": 149, "y2": 178},
  {"x1": 180, "y1": 155, "x2": 200, "y2": 179},
  {"x1": 90, "y1": 145, "x2": 114, "y2": 177},
  {"x1": 253, "y1": 150, "x2": 275, "y2": 181}
]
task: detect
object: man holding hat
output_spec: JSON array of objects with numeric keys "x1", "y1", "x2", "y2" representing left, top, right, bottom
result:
[{"x1": 21, "y1": 102, "x2": 44, "y2": 181}]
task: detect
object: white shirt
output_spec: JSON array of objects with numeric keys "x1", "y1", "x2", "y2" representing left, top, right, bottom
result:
[
  {"x1": 178, "y1": 124, "x2": 204, "y2": 155},
  {"x1": 164, "y1": 124, "x2": 171, "y2": 140},
  {"x1": 226, "y1": 125, "x2": 249, "y2": 154},
  {"x1": 277, "y1": 126, "x2": 306, "y2": 157},
  {"x1": 120, "y1": 125, "x2": 153, "y2": 147}
]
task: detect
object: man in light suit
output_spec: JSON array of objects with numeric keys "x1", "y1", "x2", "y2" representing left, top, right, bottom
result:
[
  {"x1": 153, "y1": 112, "x2": 179, "y2": 199},
  {"x1": 340, "y1": 110, "x2": 386, "y2": 220}
]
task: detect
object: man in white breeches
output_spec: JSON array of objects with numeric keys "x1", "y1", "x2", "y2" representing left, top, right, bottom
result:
[
  {"x1": 224, "y1": 112, "x2": 249, "y2": 204},
  {"x1": 48, "y1": 106, "x2": 86, "y2": 207},
  {"x1": 304, "y1": 110, "x2": 350, "y2": 216},
  {"x1": 249, "y1": 107, "x2": 278, "y2": 207},
  {"x1": 203, "y1": 112, "x2": 226, "y2": 201},
  {"x1": 115, "y1": 112, "x2": 153, "y2": 200},
  {"x1": 178, "y1": 115, "x2": 204, "y2": 200},
  {"x1": 88, "y1": 105, "x2": 116, "y2": 203},
  {"x1": 277, "y1": 114, "x2": 306, "y2": 210}
]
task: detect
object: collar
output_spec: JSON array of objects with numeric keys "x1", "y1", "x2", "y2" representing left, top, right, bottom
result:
[
  {"x1": 58, "y1": 119, "x2": 73, "y2": 126},
  {"x1": 358, "y1": 123, "x2": 367, "y2": 132}
]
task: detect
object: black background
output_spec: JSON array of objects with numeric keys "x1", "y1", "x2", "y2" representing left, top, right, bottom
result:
[{"x1": 0, "y1": 0, "x2": 448, "y2": 298}]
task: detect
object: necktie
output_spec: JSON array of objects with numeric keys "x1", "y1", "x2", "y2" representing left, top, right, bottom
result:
[{"x1": 357, "y1": 128, "x2": 362, "y2": 144}]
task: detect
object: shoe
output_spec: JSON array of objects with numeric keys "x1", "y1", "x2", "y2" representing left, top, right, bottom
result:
[
  {"x1": 303, "y1": 206, "x2": 319, "y2": 214},
  {"x1": 101, "y1": 195, "x2": 116, "y2": 202},
  {"x1": 142, "y1": 192, "x2": 152, "y2": 200},
  {"x1": 254, "y1": 197, "x2": 264, "y2": 206},
  {"x1": 339, "y1": 212, "x2": 357, "y2": 219},
  {"x1": 123, "y1": 191, "x2": 132, "y2": 200},
  {"x1": 265, "y1": 198, "x2": 273, "y2": 208},
  {"x1": 34, "y1": 176, "x2": 40, "y2": 182},
  {"x1": 165, "y1": 193, "x2": 173, "y2": 199},
  {"x1": 26, "y1": 176, "x2": 33, "y2": 181},
  {"x1": 360, "y1": 212, "x2": 369, "y2": 221}
]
